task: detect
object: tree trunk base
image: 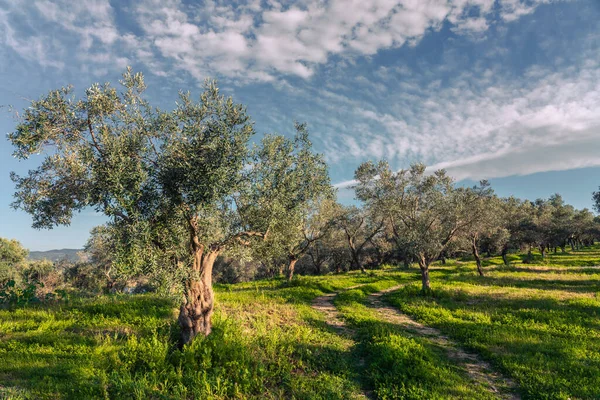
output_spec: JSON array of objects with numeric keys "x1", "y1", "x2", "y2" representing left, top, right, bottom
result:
[{"x1": 178, "y1": 302, "x2": 212, "y2": 348}]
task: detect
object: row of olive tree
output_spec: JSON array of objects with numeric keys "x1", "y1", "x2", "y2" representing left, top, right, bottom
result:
[{"x1": 285, "y1": 168, "x2": 600, "y2": 288}]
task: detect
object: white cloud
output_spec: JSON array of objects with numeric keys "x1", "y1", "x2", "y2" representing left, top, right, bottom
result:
[
  {"x1": 0, "y1": 8, "x2": 65, "y2": 69},
  {"x1": 430, "y1": 129, "x2": 600, "y2": 180},
  {"x1": 130, "y1": 0, "x2": 557, "y2": 82},
  {"x1": 0, "y1": 0, "x2": 129, "y2": 75},
  {"x1": 322, "y1": 45, "x2": 600, "y2": 184},
  {"x1": 1, "y1": 0, "x2": 590, "y2": 187},
  {"x1": 0, "y1": 0, "x2": 563, "y2": 82}
]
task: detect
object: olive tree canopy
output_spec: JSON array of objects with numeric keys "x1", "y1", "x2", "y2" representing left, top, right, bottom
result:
[
  {"x1": 355, "y1": 161, "x2": 491, "y2": 291},
  {"x1": 242, "y1": 126, "x2": 335, "y2": 281}
]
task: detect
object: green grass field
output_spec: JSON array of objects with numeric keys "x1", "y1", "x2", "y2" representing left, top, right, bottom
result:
[{"x1": 1, "y1": 247, "x2": 599, "y2": 399}]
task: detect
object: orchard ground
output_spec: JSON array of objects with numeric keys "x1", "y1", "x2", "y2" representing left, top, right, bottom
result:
[{"x1": 1, "y1": 246, "x2": 599, "y2": 399}]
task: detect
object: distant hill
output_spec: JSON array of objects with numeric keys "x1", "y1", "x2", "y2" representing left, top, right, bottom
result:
[{"x1": 28, "y1": 249, "x2": 84, "y2": 262}]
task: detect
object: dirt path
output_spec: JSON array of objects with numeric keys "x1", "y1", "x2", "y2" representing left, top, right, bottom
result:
[
  {"x1": 367, "y1": 285, "x2": 520, "y2": 400},
  {"x1": 311, "y1": 292, "x2": 353, "y2": 334},
  {"x1": 311, "y1": 284, "x2": 367, "y2": 334},
  {"x1": 311, "y1": 286, "x2": 373, "y2": 399}
]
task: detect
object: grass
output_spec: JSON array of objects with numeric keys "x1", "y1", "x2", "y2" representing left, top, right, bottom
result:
[
  {"x1": 0, "y1": 272, "x2": 384, "y2": 399},
  {"x1": 1, "y1": 249, "x2": 599, "y2": 399},
  {"x1": 385, "y1": 248, "x2": 600, "y2": 400},
  {"x1": 333, "y1": 279, "x2": 498, "y2": 399}
]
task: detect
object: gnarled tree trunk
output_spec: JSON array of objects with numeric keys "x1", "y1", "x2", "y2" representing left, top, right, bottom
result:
[
  {"x1": 501, "y1": 244, "x2": 509, "y2": 266},
  {"x1": 472, "y1": 236, "x2": 484, "y2": 276},
  {"x1": 287, "y1": 255, "x2": 298, "y2": 281},
  {"x1": 178, "y1": 220, "x2": 221, "y2": 347},
  {"x1": 418, "y1": 255, "x2": 431, "y2": 292},
  {"x1": 178, "y1": 246, "x2": 219, "y2": 347}
]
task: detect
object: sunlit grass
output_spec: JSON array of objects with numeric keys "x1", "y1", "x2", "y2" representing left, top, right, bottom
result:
[
  {"x1": 385, "y1": 248, "x2": 600, "y2": 399},
  {"x1": 333, "y1": 279, "x2": 498, "y2": 399},
  {"x1": 0, "y1": 272, "x2": 382, "y2": 399},
  {"x1": 1, "y1": 248, "x2": 599, "y2": 399}
]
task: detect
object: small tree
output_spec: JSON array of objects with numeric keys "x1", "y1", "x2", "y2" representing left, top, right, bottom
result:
[
  {"x1": 459, "y1": 187, "x2": 503, "y2": 276},
  {"x1": 548, "y1": 194, "x2": 575, "y2": 252},
  {"x1": 571, "y1": 208, "x2": 596, "y2": 249},
  {"x1": 84, "y1": 225, "x2": 118, "y2": 292},
  {"x1": 592, "y1": 188, "x2": 600, "y2": 214},
  {"x1": 0, "y1": 238, "x2": 28, "y2": 266},
  {"x1": 243, "y1": 127, "x2": 334, "y2": 282},
  {"x1": 336, "y1": 205, "x2": 384, "y2": 273},
  {"x1": 499, "y1": 197, "x2": 532, "y2": 265},
  {"x1": 0, "y1": 238, "x2": 29, "y2": 284}
]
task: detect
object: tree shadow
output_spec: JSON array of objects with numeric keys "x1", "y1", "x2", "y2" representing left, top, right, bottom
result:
[
  {"x1": 449, "y1": 274, "x2": 600, "y2": 295},
  {"x1": 380, "y1": 290, "x2": 600, "y2": 398}
]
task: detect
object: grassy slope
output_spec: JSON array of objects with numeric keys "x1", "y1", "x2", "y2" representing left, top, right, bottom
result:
[
  {"x1": 0, "y1": 273, "x2": 382, "y2": 399},
  {"x1": 333, "y1": 279, "x2": 498, "y2": 400},
  {"x1": 1, "y1": 247, "x2": 599, "y2": 399},
  {"x1": 385, "y1": 249, "x2": 600, "y2": 400}
]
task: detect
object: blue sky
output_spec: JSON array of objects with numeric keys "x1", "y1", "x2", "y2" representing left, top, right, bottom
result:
[{"x1": 0, "y1": 0, "x2": 599, "y2": 251}]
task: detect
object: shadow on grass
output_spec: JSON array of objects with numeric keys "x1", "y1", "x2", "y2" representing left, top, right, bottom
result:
[
  {"x1": 383, "y1": 288, "x2": 600, "y2": 398},
  {"x1": 345, "y1": 314, "x2": 503, "y2": 399},
  {"x1": 448, "y1": 274, "x2": 600, "y2": 295}
]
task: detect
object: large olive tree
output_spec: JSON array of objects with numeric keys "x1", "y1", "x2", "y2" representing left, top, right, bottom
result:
[{"x1": 8, "y1": 69, "x2": 329, "y2": 345}]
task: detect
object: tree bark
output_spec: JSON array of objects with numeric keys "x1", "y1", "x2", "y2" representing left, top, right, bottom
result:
[
  {"x1": 472, "y1": 237, "x2": 484, "y2": 276},
  {"x1": 418, "y1": 255, "x2": 431, "y2": 292},
  {"x1": 501, "y1": 244, "x2": 509, "y2": 266},
  {"x1": 287, "y1": 256, "x2": 298, "y2": 281},
  {"x1": 540, "y1": 245, "x2": 546, "y2": 260},
  {"x1": 178, "y1": 246, "x2": 219, "y2": 347},
  {"x1": 346, "y1": 235, "x2": 366, "y2": 273},
  {"x1": 103, "y1": 266, "x2": 115, "y2": 293},
  {"x1": 524, "y1": 247, "x2": 533, "y2": 264},
  {"x1": 350, "y1": 250, "x2": 365, "y2": 273}
]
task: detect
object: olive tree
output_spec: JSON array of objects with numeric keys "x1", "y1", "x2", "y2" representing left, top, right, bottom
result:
[
  {"x1": 242, "y1": 127, "x2": 334, "y2": 281},
  {"x1": 355, "y1": 161, "x2": 488, "y2": 291},
  {"x1": 458, "y1": 186, "x2": 504, "y2": 276},
  {"x1": 336, "y1": 205, "x2": 384, "y2": 273},
  {"x1": 0, "y1": 238, "x2": 28, "y2": 266},
  {"x1": 83, "y1": 225, "x2": 118, "y2": 292},
  {"x1": 498, "y1": 197, "x2": 532, "y2": 265},
  {"x1": 0, "y1": 238, "x2": 29, "y2": 284},
  {"x1": 8, "y1": 69, "x2": 328, "y2": 345},
  {"x1": 548, "y1": 194, "x2": 575, "y2": 252},
  {"x1": 592, "y1": 188, "x2": 600, "y2": 214}
]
